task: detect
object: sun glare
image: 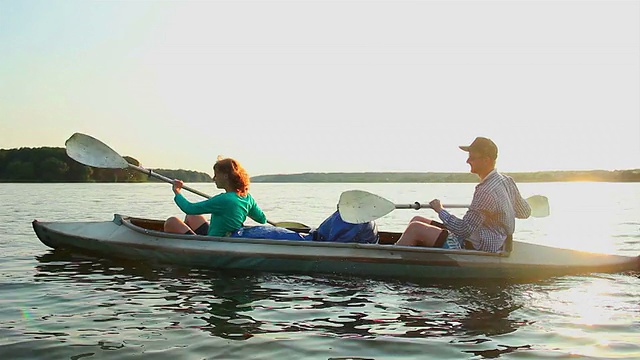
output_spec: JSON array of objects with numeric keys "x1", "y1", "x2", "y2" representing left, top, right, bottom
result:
[
  {"x1": 534, "y1": 183, "x2": 623, "y2": 254},
  {"x1": 539, "y1": 276, "x2": 639, "y2": 358}
]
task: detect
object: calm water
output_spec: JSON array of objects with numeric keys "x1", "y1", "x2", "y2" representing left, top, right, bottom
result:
[{"x1": 0, "y1": 182, "x2": 638, "y2": 359}]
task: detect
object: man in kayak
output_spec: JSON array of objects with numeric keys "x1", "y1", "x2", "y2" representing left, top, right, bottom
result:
[
  {"x1": 164, "y1": 157, "x2": 267, "y2": 237},
  {"x1": 395, "y1": 137, "x2": 531, "y2": 252}
]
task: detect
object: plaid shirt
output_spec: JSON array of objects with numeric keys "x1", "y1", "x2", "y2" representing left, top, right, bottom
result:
[{"x1": 438, "y1": 170, "x2": 531, "y2": 252}]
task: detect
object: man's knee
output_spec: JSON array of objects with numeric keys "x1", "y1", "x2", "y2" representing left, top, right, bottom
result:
[{"x1": 409, "y1": 216, "x2": 430, "y2": 224}]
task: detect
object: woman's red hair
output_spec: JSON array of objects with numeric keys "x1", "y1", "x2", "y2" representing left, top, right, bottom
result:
[{"x1": 214, "y1": 158, "x2": 250, "y2": 196}]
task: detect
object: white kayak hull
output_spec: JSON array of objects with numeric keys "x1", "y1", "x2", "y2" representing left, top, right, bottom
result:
[{"x1": 32, "y1": 214, "x2": 639, "y2": 280}]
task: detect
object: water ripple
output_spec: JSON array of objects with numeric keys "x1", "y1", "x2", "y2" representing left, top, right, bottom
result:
[{"x1": 2, "y1": 182, "x2": 640, "y2": 359}]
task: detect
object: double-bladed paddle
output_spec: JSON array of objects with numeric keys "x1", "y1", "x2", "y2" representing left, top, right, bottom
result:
[
  {"x1": 338, "y1": 189, "x2": 550, "y2": 224},
  {"x1": 65, "y1": 132, "x2": 309, "y2": 229}
]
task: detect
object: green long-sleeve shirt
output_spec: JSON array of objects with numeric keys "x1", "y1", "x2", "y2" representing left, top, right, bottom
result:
[{"x1": 173, "y1": 192, "x2": 267, "y2": 237}]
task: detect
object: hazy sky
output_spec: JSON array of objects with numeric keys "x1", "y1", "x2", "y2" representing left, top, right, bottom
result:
[{"x1": 1, "y1": 0, "x2": 638, "y2": 176}]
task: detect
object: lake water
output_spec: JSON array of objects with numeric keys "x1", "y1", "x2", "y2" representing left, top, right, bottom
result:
[{"x1": 0, "y1": 182, "x2": 638, "y2": 359}]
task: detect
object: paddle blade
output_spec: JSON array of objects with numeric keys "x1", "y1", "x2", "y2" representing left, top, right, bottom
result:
[
  {"x1": 527, "y1": 195, "x2": 550, "y2": 218},
  {"x1": 65, "y1": 133, "x2": 129, "y2": 169},
  {"x1": 338, "y1": 190, "x2": 395, "y2": 224}
]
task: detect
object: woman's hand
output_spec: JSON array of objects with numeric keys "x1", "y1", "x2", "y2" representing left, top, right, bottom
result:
[{"x1": 172, "y1": 180, "x2": 184, "y2": 194}]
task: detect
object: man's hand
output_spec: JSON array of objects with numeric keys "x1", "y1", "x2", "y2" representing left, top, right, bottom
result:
[{"x1": 429, "y1": 199, "x2": 443, "y2": 213}]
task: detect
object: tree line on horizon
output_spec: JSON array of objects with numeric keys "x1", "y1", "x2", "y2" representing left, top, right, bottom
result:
[
  {"x1": 252, "y1": 170, "x2": 640, "y2": 183},
  {"x1": 1, "y1": 147, "x2": 639, "y2": 183},
  {"x1": 0, "y1": 147, "x2": 211, "y2": 183}
]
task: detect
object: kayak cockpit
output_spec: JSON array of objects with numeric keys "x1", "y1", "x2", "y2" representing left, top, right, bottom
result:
[
  {"x1": 120, "y1": 214, "x2": 404, "y2": 244},
  {"x1": 115, "y1": 214, "x2": 506, "y2": 258}
]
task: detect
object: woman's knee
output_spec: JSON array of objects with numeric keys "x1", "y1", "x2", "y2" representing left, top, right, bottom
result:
[
  {"x1": 164, "y1": 216, "x2": 187, "y2": 232},
  {"x1": 165, "y1": 216, "x2": 181, "y2": 226},
  {"x1": 184, "y1": 215, "x2": 207, "y2": 229}
]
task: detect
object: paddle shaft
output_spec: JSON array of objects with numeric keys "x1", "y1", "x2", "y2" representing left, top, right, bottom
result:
[
  {"x1": 395, "y1": 202, "x2": 471, "y2": 210},
  {"x1": 394, "y1": 195, "x2": 546, "y2": 211},
  {"x1": 128, "y1": 164, "x2": 279, "y2": 226},
  {"x1": 129, "y1": 164, "x2": 211, "y2": 198}
]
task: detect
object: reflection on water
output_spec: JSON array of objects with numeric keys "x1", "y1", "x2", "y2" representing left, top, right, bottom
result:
[
  {"x1": 34, "y1": 250, "x2": 532, "y2": 349},
  {"x1": 18, "y1": 252, "x2": 640, "y2": 358}
]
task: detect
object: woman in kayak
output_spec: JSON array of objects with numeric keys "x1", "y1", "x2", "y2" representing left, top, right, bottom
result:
[{"x1": 164, "y1": 157, "x2": 267, "y2": 237}]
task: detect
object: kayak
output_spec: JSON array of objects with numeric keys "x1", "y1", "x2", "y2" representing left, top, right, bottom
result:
[{"x1": 32, "y1": 214, "x2": 639, "y2": 280}]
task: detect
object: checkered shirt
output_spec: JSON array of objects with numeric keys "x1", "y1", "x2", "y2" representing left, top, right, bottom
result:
[{"x1": 438, "y1": 170, "x2": 531, "y2": 252}]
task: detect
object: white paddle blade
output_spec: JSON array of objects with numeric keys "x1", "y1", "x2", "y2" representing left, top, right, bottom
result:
[
  {"x1": 65, "y1": 133, "x2": 129, "y2": 169},
  {"x1": 527, "y1": 195, "x2": 550, "y2": 218},
  {"x1": 338, "y1": 190, "x2": 395, "y2": 224}
]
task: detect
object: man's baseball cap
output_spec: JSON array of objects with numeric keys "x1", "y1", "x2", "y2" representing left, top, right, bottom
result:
[{"x1": 459, "y1": 137, "x2": 498, "y2": 160}]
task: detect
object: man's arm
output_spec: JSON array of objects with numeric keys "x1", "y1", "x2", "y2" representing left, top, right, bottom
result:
[
  {"x1": 507, "y1": 177, "x2": 531, "y2": 219},
  {"x1": 437, "y1": 190, "x2": 488, "y2": 239}
]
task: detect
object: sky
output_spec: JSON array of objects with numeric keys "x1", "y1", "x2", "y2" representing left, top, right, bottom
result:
[{"x1": 1, "y1": 0, "x2": 639, "y2": 176}]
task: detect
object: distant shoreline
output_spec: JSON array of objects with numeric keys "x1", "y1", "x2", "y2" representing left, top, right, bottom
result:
[
  {"x1": 1, "y1": 147, "x2": 639, "y2": 183},
  {"x1": 251, "y1": 170, "x2": 640, "y2": 183}
]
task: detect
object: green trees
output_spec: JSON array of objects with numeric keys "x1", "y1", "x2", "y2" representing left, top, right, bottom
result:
[
  {"x1": 0, "y1": 147, "x2": 211, "y2": 183},
  {"x1": 4, "y1": 160, "x2": 35, "y2": 181},
  {"x1": 39, "y1": 157, "x2": 69, "y2": 182},
  {"x1": 149, "y1": 169, "x2": 212, "y2": 183}
]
